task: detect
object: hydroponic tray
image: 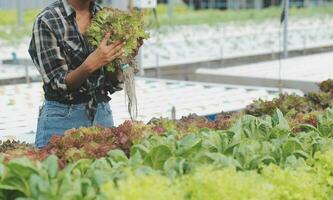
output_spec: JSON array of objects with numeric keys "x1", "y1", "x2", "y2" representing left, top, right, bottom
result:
[
  {"x1": 0, "y1": 78, "x2": 302, "y2": 143},
  {"x1": 193, "y1": 52, "x2": 333, "y2": 93},
  {"x1": 2, "y1": 16, "x2": 333, "y2": 69},
  {"x1": 0, "y1": 64, "x2": 40, "y2": 83}
]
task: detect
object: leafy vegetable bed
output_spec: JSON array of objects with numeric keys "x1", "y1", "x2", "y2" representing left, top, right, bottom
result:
[{"x1": 2, "y1": 80, "x2": 333, "y2": 199}]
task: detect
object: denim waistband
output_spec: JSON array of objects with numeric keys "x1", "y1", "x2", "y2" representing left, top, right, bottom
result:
[
  {"x1": 44, "y1": 93, "x2": 111, "y2": 105},
  {"x1": 43, "y1": 100, "x2": 108, "y2": 109}
]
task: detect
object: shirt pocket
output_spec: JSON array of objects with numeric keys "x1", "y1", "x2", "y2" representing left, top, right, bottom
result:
[{"x1": 61, "y1": 36, "x2": 86, "y2": 68}]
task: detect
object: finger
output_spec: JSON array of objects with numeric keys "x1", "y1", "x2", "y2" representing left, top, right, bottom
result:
[
  {"x1": 106, "y1": 39, "x2": 125, "y2": 54},
  {"x1": 107, "y1": 42, "x2": 124, "y2": 54},
  {"x1": 101, "y1": 32, "x2": 111, "y2": 46},
  {"x1": 119, "y1": 52, "x2": 125, "y2": 58},
  {"x1": 109, "y1": 50, "x2": 124, "y2": 61},
  {"x1": 117, "y1": 49, "x2": 125, "y2": 58},
  {"x1": 108, "y1": 50, "x2": 124, "y2": 62},
  {"x1": 108, "y1": 45, "x2": 124, "y2": 57},
  {"x1": 108, "y1": 40, "x2": 124, "y2": 49}
]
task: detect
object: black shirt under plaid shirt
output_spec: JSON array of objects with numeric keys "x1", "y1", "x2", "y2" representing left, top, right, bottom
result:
[{"x1": 28, "y1": 0, "x2": 121, "y2": 121}]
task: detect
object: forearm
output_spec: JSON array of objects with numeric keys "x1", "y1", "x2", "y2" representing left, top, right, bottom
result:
[
  {"x1": 65, "y1": 37, "x2": 126, "y2": 91},
  {"x1": 65, "y1": 39, "x2": 125, "y2": 91},
  {"x1": 65, "y1": 61, "x2": 94, "y2": 91}
]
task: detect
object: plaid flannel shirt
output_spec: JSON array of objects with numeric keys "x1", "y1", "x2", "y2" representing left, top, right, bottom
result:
[{"x1": 28, "y1": 0, "x2": 121, "y2": 121}]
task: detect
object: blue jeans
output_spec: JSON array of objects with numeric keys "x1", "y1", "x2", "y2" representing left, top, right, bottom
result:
[{"x1": 35, "y1": 100, "x2": 114, "y2": 148}]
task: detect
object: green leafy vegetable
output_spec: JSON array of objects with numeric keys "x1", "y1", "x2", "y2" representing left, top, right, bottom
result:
[{"x1": 86, "y1": 8, "x2": 149, "y2": 72}]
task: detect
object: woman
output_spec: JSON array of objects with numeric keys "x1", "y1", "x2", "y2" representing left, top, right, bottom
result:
[{"x1": 29, "y1": 0, "x2": 131, "y2": 148}]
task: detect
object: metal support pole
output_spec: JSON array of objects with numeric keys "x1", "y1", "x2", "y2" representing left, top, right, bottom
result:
[
  {"x1": 254, "y1": 0, "x2": 263, "y2": 9},
  {"x1": 111, "y1": 0, "x2": 129, "y2": 10},
  {"x1": 209, "y1": 0, "x2": 214, "y2": 9},
  {"x1": 219, "y1": 41, "x2": 223, "y2": 67},
  {"x1": 168, "y1": 0, "x2": 174, "y2": 18},
  {"x1": 189, "y1": 0, "x2": 194, "y2": 9},
  {"x1": 171, "y1": 106, "x2": 176, "y2": 120},
  {"x1": 303, "y1": 36, "x2": 307, "y2": 55},
  {"x1": 25, "y1": 64, "x2": 30, "y2": 84},
  {"x1": 283, "y1": 0, "x2": 289, "y2": 58},
  {"x1": 138, "y1": 48, "x2": 145, "y2": 76},
  {"x1": 17, "y1": 0, "x2": 24, "y2": 25},
  {"x1": 155, "y1": 54, "x2": 160, "y2": 78}
]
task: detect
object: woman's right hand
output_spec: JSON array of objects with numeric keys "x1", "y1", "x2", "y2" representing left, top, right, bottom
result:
[{"x1": 84, "y1": 32, "x2": 124, "y2": 73}]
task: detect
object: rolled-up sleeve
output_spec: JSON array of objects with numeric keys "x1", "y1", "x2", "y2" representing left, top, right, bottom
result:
[{"x1": 29, "y1": 16, "x2": 69, "y2": 96}]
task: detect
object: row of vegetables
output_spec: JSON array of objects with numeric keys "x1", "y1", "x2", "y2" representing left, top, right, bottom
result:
[{"x1": 2, "y1": 80, "x2": 333, "y2": 199}]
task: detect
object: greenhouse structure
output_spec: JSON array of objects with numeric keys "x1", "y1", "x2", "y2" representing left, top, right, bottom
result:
[{"x1": 1, "y1": 0, "x2": 333, "y2": 199}]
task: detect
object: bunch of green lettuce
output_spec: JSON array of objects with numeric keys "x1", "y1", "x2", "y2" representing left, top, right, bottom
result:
[{"x1": 86, "y1": 8, "x2": 149, "y2": 72}]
